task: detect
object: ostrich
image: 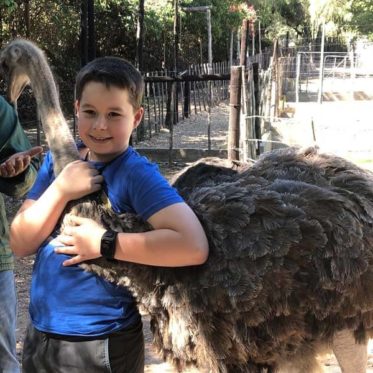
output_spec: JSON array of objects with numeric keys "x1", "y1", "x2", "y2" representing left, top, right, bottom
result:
[{"x1": 1, "y1": 39, "x2": 373, "y2": 373}]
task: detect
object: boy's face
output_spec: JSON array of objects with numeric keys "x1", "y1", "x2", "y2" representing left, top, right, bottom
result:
[{"x1": 76, "y1": 82, "x2": 143, "y2": 162}]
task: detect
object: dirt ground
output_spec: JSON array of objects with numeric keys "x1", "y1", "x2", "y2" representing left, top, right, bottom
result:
[{"x1": 10, "y1": 93, "x2": 373, "y2": 372}]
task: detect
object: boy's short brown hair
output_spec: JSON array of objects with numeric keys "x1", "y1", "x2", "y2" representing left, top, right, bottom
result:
[{"x1": 75, "y1": 57, "x2": 144, "y2": 110}]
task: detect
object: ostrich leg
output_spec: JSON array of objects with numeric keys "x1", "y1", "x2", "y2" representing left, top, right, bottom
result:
[{"x1": 332, "y1": 330, "x2": 367, "y2": 373}]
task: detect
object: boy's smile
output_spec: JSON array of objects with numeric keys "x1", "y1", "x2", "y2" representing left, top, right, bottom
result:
[
  {"x1": 89, "y1": 135, "x2": 113, "y2": 143},
  {"x1": 76, "y1": 81, "x2": 143, "y2": 163}
]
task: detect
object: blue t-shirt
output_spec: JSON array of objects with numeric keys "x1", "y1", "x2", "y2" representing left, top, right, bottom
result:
[{"x1": 27, "y1": 146, "x2": 183, "y2": 337}]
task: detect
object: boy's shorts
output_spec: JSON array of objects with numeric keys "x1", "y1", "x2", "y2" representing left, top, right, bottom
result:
[{"x1": 22, "y1": 318, "x2": 144, "y2": 373}]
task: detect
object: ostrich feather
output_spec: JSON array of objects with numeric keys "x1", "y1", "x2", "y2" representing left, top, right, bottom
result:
[{"x1": 1, "y1": 39, "x2": 373, "y2": 373}]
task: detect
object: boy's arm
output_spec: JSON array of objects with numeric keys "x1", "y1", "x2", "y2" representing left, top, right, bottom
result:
[
  {"x1": 56, "y1": 202, "x2": 209, "y2": 267},
  {"x1": 117, "y1": 202, "x2": 209, "y2": 266},
  {"x1": 10, "y1": 160, "x2": 103, "y2": 257}
]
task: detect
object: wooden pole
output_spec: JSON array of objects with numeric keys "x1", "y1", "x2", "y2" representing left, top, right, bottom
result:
[
  {"x1": 251, "y1": 21, "x2": 255, "y2": 57},
  {"x1": 165, "y1": 82, "x2": 173, "y2": 129},
  {"x1": 228, "y1": 66, "x2": 242, "y2": 161},
  {"x1": 206, "y1": 7, "x2": 213, "y2": 151},
  {"x1": 253, "y1": 63, "x2": 262, "y2": 155},
  {"x1": 271, "y1": 39, "x2": 279, "y2": 119},
  {"x1": 183, "y1": 80, "x2": 190, "y2": 118},
  {"x1": 229, "y1": 30, "x2": 234, "y2": 67},
  {"x1": 240, "y1": 19, "x2": 248, "y2": 67},
  {"x1": 258, "y1": 20, "x2": 262, "y2": 56},
  {"x1": 206, "y1": 8, "x2": 212, "y2": 70},
  {"x1": 236, "y1": 28, "x2": 240, "y2": 61},
  {"x1": 295, "y1": 52, "x2": 301, "y2": 104},
  {"x1": 169, "y1": 82, "x2": 176, "y2": 165},
  {"x1": 317, "y1": 22, "x2": 325, "y2": 104}
]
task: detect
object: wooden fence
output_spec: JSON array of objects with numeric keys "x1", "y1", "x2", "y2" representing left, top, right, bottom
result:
[
  {"x1": 134, "y1": 60, "x2": 231, "y2": 143},
  {"x1": 228, "y1": 61, "x2": 273, "y2": 162}
]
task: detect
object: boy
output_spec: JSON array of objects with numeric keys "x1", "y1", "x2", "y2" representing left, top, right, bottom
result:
[
  {"x1": 10, "y1": 57, "x2": 209, "y2": 372},
  {"x1": 0, "y1": 95, "x2": 41, "y2": 373}
]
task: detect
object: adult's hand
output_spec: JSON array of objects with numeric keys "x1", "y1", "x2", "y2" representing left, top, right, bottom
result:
[{"x1": 0, "y1": 146, "x2": 43, "y2": 178}]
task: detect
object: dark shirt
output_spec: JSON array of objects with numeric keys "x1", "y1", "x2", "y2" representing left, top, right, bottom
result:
[{"x1": 0, "y1": 96, "x2": 39, "y2": 271}]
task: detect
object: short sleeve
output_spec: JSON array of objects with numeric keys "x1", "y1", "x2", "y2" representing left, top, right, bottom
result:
[{"x1": 127, "y1": 161, "x2": 183, "y2": 221}]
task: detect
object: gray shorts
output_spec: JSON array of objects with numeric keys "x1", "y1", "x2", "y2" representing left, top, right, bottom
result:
[{"x1": 22, "y1": 319, "x2": 144, "y2": 373}]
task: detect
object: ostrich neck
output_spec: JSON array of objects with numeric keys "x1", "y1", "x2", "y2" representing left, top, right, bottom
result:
[{"x1": 28, "y1": 62, "x2": 80, "y2": 175}]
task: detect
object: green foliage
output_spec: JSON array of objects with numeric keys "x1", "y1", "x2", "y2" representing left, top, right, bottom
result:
[
  {"x1": 0, "y1": 0, "x2": 17, "y2": 9},
  {"x1": 94, "y1": 0, "x2": 138, "y2": 59},
  {"x1": 0, "y1": 0, "x2": 371, "y2": 84},
  {"x1": 349, "y1": 0, "x2": 373, "y2": 37},
  {"x1": 276, "y1": 0, "x2": 308, "y2": 34}
]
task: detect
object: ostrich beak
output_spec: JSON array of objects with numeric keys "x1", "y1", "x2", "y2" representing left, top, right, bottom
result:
[
  {"x1": 0, "y1": 61, "x2": 30, "y2": 105},
  {"x1": 7, "y1": 69, "x2": 30, "y2": 105}
]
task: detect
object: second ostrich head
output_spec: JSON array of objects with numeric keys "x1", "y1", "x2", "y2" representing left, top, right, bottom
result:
[{"x1": 0, "y1": 39, "x2": 79, "y2": 175}]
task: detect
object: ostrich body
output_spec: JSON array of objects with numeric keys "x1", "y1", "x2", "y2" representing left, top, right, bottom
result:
[{"x1": 1, "y1": 39, "x2": 373, "y2": 373}]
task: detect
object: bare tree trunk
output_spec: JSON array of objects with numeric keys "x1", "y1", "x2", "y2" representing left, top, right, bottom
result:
[
  {"x1": 87, "y1": 0, "x2": 96, "y2": 61},
  {"x1": 136, "y1": 0, "x2": 145, "y2": 71},
  {"x1": 0, "y1": 10, "x2": 3, "y2": 47},
  {"x1": 173, "y1": 0, "x2": 179, "y2": 124},
  {"x1": 80, "y1": 0, "x2": 88, "y2": 67},
  {"x1": 24, "y1": 0, "x2": 30, "y2": 38}
]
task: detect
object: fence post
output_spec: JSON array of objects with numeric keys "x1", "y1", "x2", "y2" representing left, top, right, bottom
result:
[
  {"x1": 169, "y1": 81, "x2": 176, "y2": 165},
  {"x1": 183, "y1": 79, "x2": 190, "y2": 118},
  {"x1": 165, "y1": 81, "x2": 174, "y2": 129},
  {"x1": 317, "y1": 22, "x2": 325, "y2": 104},
  {"x1": 228, "y1": 66, "x2": 242, "y2": 161},
  {"x1": 295, "y1": 52, "x2": 301, "y2": 104},
  {"x1": 165, "y1": 81, "x2": 176, "y2": 164},
  {"x1": 240, "y1": 19, "x2": 248, "y2": 67},
  {"x1": 253, "y1": 62, "x2": 262, "y2": 155}
]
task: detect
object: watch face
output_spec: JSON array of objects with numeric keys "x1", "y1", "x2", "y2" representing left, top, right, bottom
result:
[{"x1": 101, "y1": 230, "x2": 117, "y2": 259}]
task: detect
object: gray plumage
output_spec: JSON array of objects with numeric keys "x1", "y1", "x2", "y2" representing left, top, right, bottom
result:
[{"x1": 2, "y1": 39, "x2": 373, "y2": 373}]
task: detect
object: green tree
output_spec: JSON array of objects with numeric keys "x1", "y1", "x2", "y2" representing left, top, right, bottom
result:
[{"x1": 349, "y1": 0, "x2": 373, "y2": 38}]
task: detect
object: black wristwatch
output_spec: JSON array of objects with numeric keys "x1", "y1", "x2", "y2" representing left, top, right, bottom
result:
[{"x1": 100, "y1": 230, "x2": 118, "y2": 260}]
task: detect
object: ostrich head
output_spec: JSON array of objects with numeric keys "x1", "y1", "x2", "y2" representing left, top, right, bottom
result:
[
  {"x1": 0, "y1": 45, "x2": 28, "y2": 105},
  {"x1": 0, "y1": 39, "x2": 80, "y2": 175},
  {"x1": 0, "y1": 39, "x2": 52, "y2": 105}
]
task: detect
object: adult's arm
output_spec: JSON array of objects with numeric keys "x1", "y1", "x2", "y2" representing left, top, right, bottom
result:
[{"x1": 0, "y1": 96, "x2": 40, "y2": 198}]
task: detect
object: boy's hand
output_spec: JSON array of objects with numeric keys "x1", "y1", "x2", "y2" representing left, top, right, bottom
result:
[
  {"x1": 55, "y1": 214, "x2": 106, "y2": 266},
  {"x1": 0, "y1": 146, "x2": 43, "y2": 178},
  {"x1": 54, "y1": 160, "x2": 104, "y2": 201}
]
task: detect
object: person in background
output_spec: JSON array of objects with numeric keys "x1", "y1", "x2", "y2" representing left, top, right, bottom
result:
[{"x1": 0, "y1": 95, "x2": 41, "y2": 373}]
